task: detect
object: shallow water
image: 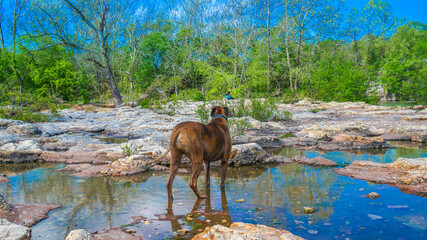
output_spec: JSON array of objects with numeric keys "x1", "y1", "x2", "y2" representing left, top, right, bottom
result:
[{"x1": 0, "y1": 147, "x2": 426, "y2": 240}]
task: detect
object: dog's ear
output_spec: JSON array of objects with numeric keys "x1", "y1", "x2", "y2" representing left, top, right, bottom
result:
[
  {"x1": 224, "y1": 107, "x2": 229, "y2": 117},
  {"x1": 210, "y1": 107, "x2": 217, "y2": 117}
]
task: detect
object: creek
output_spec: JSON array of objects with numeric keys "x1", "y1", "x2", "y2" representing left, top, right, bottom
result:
[{"x1": 1, "y1": 146, "x2": 426, "y2": 239}]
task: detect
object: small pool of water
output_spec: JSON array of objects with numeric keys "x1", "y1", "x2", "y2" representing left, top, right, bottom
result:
[{"x1": 0, "y1": 147, "x2": 426, "y2": 239}]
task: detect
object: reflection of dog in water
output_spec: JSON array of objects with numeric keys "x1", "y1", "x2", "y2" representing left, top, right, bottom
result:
[
  {"x1": 156, "y1": 187, "x2": 232, "y2": 238},
  {"x1": 148, "y1": 106, "x2": 236, "y2": 200}
]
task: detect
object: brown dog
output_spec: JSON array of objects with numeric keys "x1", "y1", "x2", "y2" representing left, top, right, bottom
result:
[{"x1": 148, "y1": 106, "x2": 232, "y2": 199}]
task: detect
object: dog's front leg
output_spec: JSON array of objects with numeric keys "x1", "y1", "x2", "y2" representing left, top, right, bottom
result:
[
  {"x1": 220, "y1": 156, "x2": 228, "y2": 188},
  {"x1": 204, "y1": 162, "x2": 210, "y2": 187}
]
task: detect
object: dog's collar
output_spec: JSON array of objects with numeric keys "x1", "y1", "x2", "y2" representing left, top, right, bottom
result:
[{"x1": 212, "y1": 115, "x2": 228, "y2": 122}]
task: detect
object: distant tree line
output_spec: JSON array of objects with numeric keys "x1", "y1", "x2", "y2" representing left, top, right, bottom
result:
[{"x1": 0, "y1": 0, "x2": 426, "y2": 108}]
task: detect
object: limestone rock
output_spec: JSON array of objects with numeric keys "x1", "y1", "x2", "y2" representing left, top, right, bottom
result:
[
  {"x1": 0, "y1": 140, "x2": 42, "y2": 163},
  {"x1": 230, "y1": 143, "x2": 269, "y2": 166},
  {"x1": 192, "y1": 222, "x2": 304, "y2": 240},
  {"x1": 335, "y1": 157, "x2": 427, "y2": 196},
  {"x1": 292, "y1": 156, "x2": 339, "y2": 167},
  {"x1": 66, "y1": 229, "x2": 93, "y2": 240},
  {"x1": 264, "y1": 155, "x2": 294, "y2": 164},
  {"x1": 5, "y1": 124, "x2": 41, "y2": 135},
  {"x1": 0, "y1": 219, "x2": 31, "y2": 240}
]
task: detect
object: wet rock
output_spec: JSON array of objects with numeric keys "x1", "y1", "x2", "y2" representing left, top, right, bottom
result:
[
  {"x1": 0, "y1": 140, "x2": 42, "y2": 163},
  {"x1": 192, "y1": 222, "x2": 304, "y2": 240},
  {"x1": 0, "y1": 219, "x2": 31, "y2": 240},
  {"x1": 93, "y1": 228, "x2": 142, "y2": 240},
  {"x1": 412, "y1": 135, "x2": 427, "y2": 143},
  {"x1": 367, "y1": 192, "x2": 381, "y2": 199},
  {"x1": 303, "y1": 207, "x2": 316, "y2": 214},
  {"x1": 230, "y1": 143, "x2": 269, "y2": 166},
  {"x1": 10, "y1": 204, "x2": 61, "y2": 227},
  {"x1": 150, "y1": 165, "x2": 188, "y2": 173},
  {"x1": 264, "y1": 156, "x2": 293, "y2": 164},
  {"x1": 368, "y1": 214, "x2": 383, "y2": 220},
  {"x1": 58, "y1": 164, "x2": 108, "y2": 178},
  {"x1": 335, "y1": 157, "x2": 427, "y2": 196},
  {"x1": 66, "y1": 229, "x2": 93, "y2": 240},
  {"x1": 5, "y1": 124, "x2": 41, "y2": 135},
  {"x1": 0, "y1": 173, "x2": 8, "y2": 183},
  {"x1": 292, "y1": 156, "x2": 339, "y2": 167}
]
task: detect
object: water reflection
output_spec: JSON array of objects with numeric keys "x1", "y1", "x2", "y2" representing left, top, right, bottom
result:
[{"x1": 0, "y1": 147, "x2": 426, "y2": 239}]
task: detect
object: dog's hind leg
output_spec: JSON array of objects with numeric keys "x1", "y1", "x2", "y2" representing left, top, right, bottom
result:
[
  {"x1": 167, "y1": 148, "x2": 182, "y2": 202},
  {"x1": 204, "y1": 162, "x2": 210, "y2": 187},
  {"x1": 220, "y1": 153, "x2": 230, "y2": 188},
  {"x1": 190, "y1": 153, "x2": 206, "y2": 199}
]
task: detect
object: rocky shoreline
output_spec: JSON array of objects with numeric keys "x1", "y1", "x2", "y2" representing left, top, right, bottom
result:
[{"x1": 0, "y1": 100, "x2": 426, "y2": 239}]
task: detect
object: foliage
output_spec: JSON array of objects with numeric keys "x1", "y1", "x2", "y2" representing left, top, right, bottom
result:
[
  {"x1": 309, "y1": 107, "x2": 327, "y2": 113},
  {"x1": 196, "y1": 102, "x2": 210, "y2": 124},
  {"x1": 229, "y1": 117, "x2": 250, "y2": 138},
  {"x1": 0, "y1": 106, "x2": 49, "y2": 123},
  {"x1": 121, "y1": 144, "x2": 138, "y2": 157}
]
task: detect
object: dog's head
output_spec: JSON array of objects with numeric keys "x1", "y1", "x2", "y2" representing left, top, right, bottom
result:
[{"x1": 210, "y1": 106, "x2": 229, "y2": 118}]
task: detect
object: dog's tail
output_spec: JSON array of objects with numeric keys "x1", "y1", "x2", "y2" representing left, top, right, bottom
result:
[
  {"x1": 146, "y1": 131, "x2": 179, "y2": 165},
  {"x1": 146, "y1": 145, "x2": 172, "y2": 165}
]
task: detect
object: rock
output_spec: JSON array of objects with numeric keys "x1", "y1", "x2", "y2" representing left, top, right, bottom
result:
[
  {"x1": 0, "y1": 133, "x2": 19, "y2": 145},
  {"x1": 335, "y1": 157, "x2": 427, "y2": 196},
  {"x1": 107, "y1": 155, "x2": 152, "y2": 176},
  {"x1": 192, "y1": 222, "x2": 304, "y2": 240},
  {"x1": 5, "y1": 124, "x2": 41, "y2": 135},
  {"x1": 0, "y1": 219, "x2": 31, "y2": 240},
  {"x1": 249, "y1": 135, "x2": 284, "y2": 148},
  {"x1": 0, "y1": 140, "x2": 42, "y2": 163},
  {"x1": 0, "y1": 119, "x2": 22, "y2": 127},
  {"x1": 264, "y1": 156, "x2": 293, "y2": 164},
  {"x1": 93, "y1": 228, "x2": 142, "y2": 240},
  {"x1": 230, "y1": 143, "x2": 269, "y2": 166},
  {"x1": 367, "y1": 192, "x2": 380, "y2": 199},
  {"x1": 380, "y1": 134, "x2": 411, "y2": 141},
  {"x1": 368, "y1": 214, "x2": 383, "y2": 220},
  {"x1": 303, "y1": 207, "x2": 316, "y2": 214},
  {"x1": 66, "y1": 229, "x2": 93, "y2": 240},
  {"x1": 0, "y1": 173, "x2": 8, "y2": 183},
  {"x1": 292, "y1": 156, "x2": 339, "y2": 167},
  {"x1": 9, "y1": 204, "x2": 62, "y2": 227}
]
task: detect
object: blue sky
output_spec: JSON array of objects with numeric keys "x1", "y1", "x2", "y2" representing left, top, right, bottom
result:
[{"x1": 345, "y1": 0, "x2": 427, "y2": 24}]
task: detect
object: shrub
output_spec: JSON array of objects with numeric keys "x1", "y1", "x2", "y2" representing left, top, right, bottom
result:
[
  {"x1": 229, "y1": 117, "x2": 250, "y2": 138},
  {"x1": 196, "y1": 102, "x2": 209, "y2": 124},
  {"x1": 309, "y1": 107, "x2": 327, "y2": 113},
  {"x1": 0, "y1": 106, "x2": 49, "y2": 123},
  {"x1": 121, "y1": 143, "x2": 138, "y2": 157}
]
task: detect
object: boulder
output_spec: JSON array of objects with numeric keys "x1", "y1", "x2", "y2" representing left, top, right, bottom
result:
[
  {"x1": 335, "y1": 157, "x2": 427, "y2": 196},
  {"x1": 107, "y1": 155, "x2": 152, "y2": 176},
  {"x1": 66, "y1": 229, "x2": 93, "y2": 240},
  {"x1": 5, "y1": 124, "x2": 41, "y2": 135},
  {"x1": 193, "y1": 222, "x2": 304, "y2": 240},
  {"x1": 230, "y1": 143, "x2": 269, "y2": 166},
  {"x1": 0, "y1": 219, "x2": 31, "y2": 240},
  {"x1": 292, "y1": 156, "x2": 339, "y2": 167},
  {"x1": 380, "y1": 134, "x2": 411, "y2": 141},
  {"x1": 248, "y1": 135, "x2": 284, "y2": 148},
  {"x1": 0, "y1": 140, "x2": 42, "y2": 163}
]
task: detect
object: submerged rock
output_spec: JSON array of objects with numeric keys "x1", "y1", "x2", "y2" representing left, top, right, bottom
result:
[
  {"x1": 0, "y1": 219, "x2": 31, "y2": 240},
  {"x1": 93, "y1": 228, "x2": 142, "y2": 240},
  {"x1": 367, "y1": 192, "x2": 381, "y2": 199},
  {"x1": 192, "y1": 222, "x2": 304, "y2": 240},
  {"x1": 335, "y1": 157, "x2": 427, "y2": 196},
  {"x1": 292, "y1": 156, "x2": 339, "y2": 167}
]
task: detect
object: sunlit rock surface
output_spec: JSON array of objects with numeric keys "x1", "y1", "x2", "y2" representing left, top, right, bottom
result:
[
  {"x1": 0, "y1": 219, "x2": 31, "y2": 240},
  {"x1": 192, "y1": 222, "x2": 304, "y2": 240},
  {"x1": 335, "y1": 157, "x2": 427, "y2": 196}
]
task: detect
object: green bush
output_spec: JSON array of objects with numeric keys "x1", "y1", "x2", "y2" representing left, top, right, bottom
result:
[
  {"x1": 309, "y1": 107, "x2": 327, "y2": 113},
  {"x1": 0, "y1": 106, "x2": 49, "y2": 123},
  {"x1": 196, "y1": 102, "x2": 209, "y2": 124},
  {"x1": 229, "y1": 117, "x2": 250, "y2": 138}
]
